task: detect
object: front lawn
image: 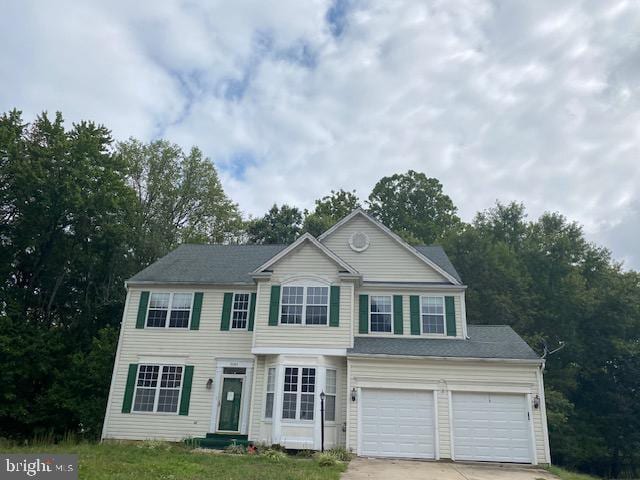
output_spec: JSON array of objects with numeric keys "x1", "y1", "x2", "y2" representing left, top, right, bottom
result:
[
  {"x1": 0, "y1": 442, "x2": 347, "y2": 480},
  {"x1": 546, "y1": 465, "x2": 601, "y2": 480}
]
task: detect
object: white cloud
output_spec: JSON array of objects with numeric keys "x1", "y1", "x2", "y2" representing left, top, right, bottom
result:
[{"x1": 2, "y1": 0, "x2": 640, "y2": 269}]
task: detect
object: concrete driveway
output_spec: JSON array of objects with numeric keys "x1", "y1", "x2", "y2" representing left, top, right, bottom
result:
[{"x1": 341, "y1": 458, "x2": 559, "y2": 480}]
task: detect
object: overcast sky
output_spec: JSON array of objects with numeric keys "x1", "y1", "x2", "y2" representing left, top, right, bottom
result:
[{"x1": 2, "y1": 0, "x2": 639, "y2": 269}]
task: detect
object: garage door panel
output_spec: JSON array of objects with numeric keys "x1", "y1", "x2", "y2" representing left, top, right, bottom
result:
[
  {"x1": 361, "y1": 389, "x2": 434, "y2": 459},
  {"x1": 453, "y1": 392, "x2": 531, "y2": 463}
]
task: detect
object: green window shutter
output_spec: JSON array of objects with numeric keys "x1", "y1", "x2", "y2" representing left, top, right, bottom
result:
[
  {"x1": 268, "y1": 285, "x2": 281, "y2": 326},
  {"x1": 190, "y1": 292, "x2": 203, "y2": 330},
  {"x1": 358, "y1": 294, "x2": 369, "y2": 334},
  {"x1": 136, "y1": 291, "x2": 149, "y2": 329},
  {"x1": 445, "y1": 296, "x2": 457, "y2": 337},
  {"x1": 410, "y1": 295, "x2": 420, "y2": 335},
  {"x1": 179, "y1": 365, "x2": 194, "y2": 416},
  {"x1": 121, "y1": 364, "x2": 138, "y2": 413},
  {"x1": 329, "y1": 286, "x2": 340, "y2": 327},
  {"x1": 248, "y1": 292, "x2": 257, "y2": 331},
  {"x1": 220, "y1": 293, "x2": 232, "y2": 331},
  {"x1": 393, "y1": 295, "x2": 403, "y2": 335}
]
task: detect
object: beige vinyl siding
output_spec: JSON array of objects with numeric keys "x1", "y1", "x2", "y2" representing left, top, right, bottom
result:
[
  {"x1": 253, "y1": 242, "x2": 354, "y2": 349},
  {"x1": 354, "y1": 288, "x2": 465, "y2": 339},
  {"x1": 270, "y1": 242, "x2": 342, "y2": 282},
  {"x1": 103, "y1": 287, "x2": 254, "y2": 441},
  {"x1": 437, "y1": 391, "x2": 451, "y2": 458},
  {"x1": 322, "y1": 215, "x2": 449, "y2": 282},
  {"x1": 347, "y1": 357, "x2": 547, "y2": 463}
]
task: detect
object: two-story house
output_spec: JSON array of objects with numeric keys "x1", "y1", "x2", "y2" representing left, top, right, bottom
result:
[{"x1": 101, "y1": 209, "x2": 550, "y2": 464}]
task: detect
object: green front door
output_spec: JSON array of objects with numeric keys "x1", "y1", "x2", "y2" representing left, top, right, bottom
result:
[{"x1": 218, "y1": 378, "x2": 243, "y2": 432}]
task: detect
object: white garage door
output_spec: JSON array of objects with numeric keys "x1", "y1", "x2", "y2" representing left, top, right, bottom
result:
[
  {"x1": 452, "y1": 392, "x2": 532, "y2": 463},
  {"x1": 361, "y1": 389, "x2": 434, "y2": 459}
]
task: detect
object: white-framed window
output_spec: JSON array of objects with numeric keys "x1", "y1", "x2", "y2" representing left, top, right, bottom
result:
[
  {"x1": 132, "y1": 364, "x2": 183, "y2": 413},
  {"x1": 282, "y1": 367, "x2": 316, "y2": 421},
  {"x1": 146, "y1": 292, "x2": 193, "y2": 328},
  {"x1": 264, "y1": 367, "x2": 275, "y2": 419},
  {"x1": 421, "y1": 296, "x2": 445, "y2": 334},
  {"x1": 369, "y1": 295, "x2": 392, "y2": 333},
  {"x1": 231, "y1": 292, "x2": 251, "y2": 329},
  {"x1": 280, "y1": 286, "x2": 329, "y2": 325},
  {"x1": 325, "y1": 369, "x2": 336, "y2": 422}
]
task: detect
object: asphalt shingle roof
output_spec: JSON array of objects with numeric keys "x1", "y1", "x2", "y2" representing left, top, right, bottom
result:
[
  {"x1": 128, "y1": 242, "x2": 463, "y2": 285},
  {"x1": 347, "y1": 325, "x2": 540, "y2": 360},
  {"x1": 414, "y1": 245, "x2": 462, "y2": 282},
  {"x1": 128, "y1": 244, "x2": 288, "y2": 285}
]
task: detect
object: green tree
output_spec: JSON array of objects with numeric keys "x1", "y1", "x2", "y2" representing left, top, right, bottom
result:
[
  {"x1": 444, "y1": 201, "x2": 640, "y2": 477},
  {"x1": 246, "y1": 204, "x2": 303, "y2": 244},
  {"x1": 117, "y1": 139, "x2": 243, "y2": 267},
  {"x1": 303, "y1": 189, "x2": 360, "y2": 236},
  {"x1": 367, "y1": 170, "x2": 461, "y2": 244},
  {"x1": 0, "y1": 110, "x2": 134, "y2": 438}
]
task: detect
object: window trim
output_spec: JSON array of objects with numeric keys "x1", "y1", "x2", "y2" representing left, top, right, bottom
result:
[
  {"x1": 281, "y1": 366, "x2": 316, "y2": 422},
  {"x1": 368, "y1": 295, "x2": 394, "y2": 334},
  {"x1": 419, "y1": 295, "x2": 447, "y2": 336},
  {"x1": 264, "y1": 366, "x2": 276, "y2": 420},
  {"x1": 279, "y1": 285, "x2": 330, "y2": 327},
  {"x1": 230, "y1": 291, "x2": 252, "y2": 330},
  {"x1": 131, "y1": 363, "x2": 184, "y2": 415},
  {"x1": 324, "y1": 368, "x2": 337, "y2": 423},
  {"x1": 145, "y1": 292, "x2": 194, "y2": 329}
]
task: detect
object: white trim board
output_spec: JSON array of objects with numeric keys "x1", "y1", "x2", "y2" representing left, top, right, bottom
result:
[{"x1": 251, "y1": 347, "x2": 347, "y2": 356}]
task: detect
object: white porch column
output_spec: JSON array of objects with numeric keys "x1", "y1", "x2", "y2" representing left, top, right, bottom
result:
[
  {"x1": 272, "y1": 364, "x2": 284, "y2": 444},
  {"x1": 240, "y1": 364, "x2": 253, "y2": 434},
  {"x1": 314, "y1": 366, "x2": 327, "y2": 450}
]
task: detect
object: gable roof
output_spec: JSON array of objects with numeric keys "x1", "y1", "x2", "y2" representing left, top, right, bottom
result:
[
  {"x1": 414, "y1": 246, "x2": 462, "y2": 283},
  {"x1": 318, "y1": 209, "x2": 462, "y2": 284},
  {"x1": 251, "y1": 233, "x2": 359, "y2": 275},
  {"x1": 127, "y1": 244, "x2": 287, "y2": 285},
  {"x1": 348, "y1": 325, "x2": 539, "y2": 361}
]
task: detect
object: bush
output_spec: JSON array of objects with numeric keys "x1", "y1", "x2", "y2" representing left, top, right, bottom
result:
[
  {"x1": 224, "y1": 444, "x2": 246, "y2": 455},
  {"x1": 327, "y1": 447, "x2": 353, "y2": 462},
  {"x1": 261, "y1": 449, "x2": 288, "y2": 462},
  {"x1": 314, "y1": 452, "x2": 338, "y2": 467}
]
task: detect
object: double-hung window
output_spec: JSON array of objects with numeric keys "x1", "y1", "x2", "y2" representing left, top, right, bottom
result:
[
  {"x1": 370, "y1": 295, "x2": 392, "y2": 333},
  {"x1": 325, "y1": 369, "x2": 336, "y2": 422},
  {"x1": 264, "y1": 367, "x2": 275, "y2": 419},
  {"x1": 132, "y1": 364, "x2": 183, "y2": 413},
  {"x1": 280, "y1": 286, "x2": 329, "y2": 325},
  {"x1": 421, "y1": 296, "x2": 445, "y2": 334},
  {"x1": 231, "y1": 293, "x2": 250, "y2": 329},
  {"x1": 282, "y1": 367, "x2": 316, "y2": 420},
  {"x1": 147, "y1": 292, "x2": 193, "y2": 328}
]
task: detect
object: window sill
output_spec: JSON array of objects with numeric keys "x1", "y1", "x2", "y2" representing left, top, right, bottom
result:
[
  {"x1": 129, "y1": 411, "x2": 180, "y2": 416},
  {"x1": 277, "y1": 324, "x2": 330, "y2": 328}
]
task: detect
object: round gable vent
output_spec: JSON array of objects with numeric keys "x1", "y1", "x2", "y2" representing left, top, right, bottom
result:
[{"x1": 349, "y1": 231, "x2": 370, "y2": 252}]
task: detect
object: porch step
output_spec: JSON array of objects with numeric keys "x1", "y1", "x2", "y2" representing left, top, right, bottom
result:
[{"x1": 189, "y1": 433, "x2": 249, "y2": 450}]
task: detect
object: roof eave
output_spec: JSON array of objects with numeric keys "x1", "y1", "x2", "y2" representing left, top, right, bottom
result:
[{"x1": 346, "y1": 352, "x2": 543, "y2": 365}]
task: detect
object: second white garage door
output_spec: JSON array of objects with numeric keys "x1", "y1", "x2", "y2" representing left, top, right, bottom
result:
[
  {"x1": 452, "y1": 392, "x2": 532, "y2": 463},
  {"x1": 361, "y1": 389, "x2": 435, "y2": 459}
]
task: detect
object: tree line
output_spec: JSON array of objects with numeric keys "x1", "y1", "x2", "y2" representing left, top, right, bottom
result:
[{"x1": 1, "y1": 110, "x2": 638, "y2": 478}]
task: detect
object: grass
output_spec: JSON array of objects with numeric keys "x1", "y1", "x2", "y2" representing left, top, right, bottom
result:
[
  {"x1": 546, "y1": 465, "x2": 601, "y2": 480},
  {"x1": 0, "y1": 442, "x2": 347, "y2": 480}
]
